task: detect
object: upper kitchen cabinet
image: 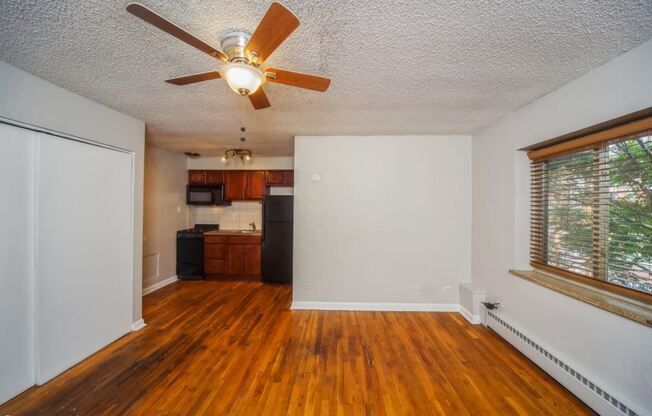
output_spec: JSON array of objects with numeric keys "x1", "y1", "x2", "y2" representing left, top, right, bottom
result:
[
  {"x1": 225, "y1": 171, "x2": 246, "y2": 200},
  {"x1": 206, "y1": 170, "x2": 224, "y2": 185},
  {"x1": 188, "y1": 170, "x2": 207, "y2": 184},
  {"x1": 190, "y1": 169, "x2": 293, "y2": 200},
  {"x1": 265, "y1": 170, "x2": 294, "y2": 186},
  {"x1": 225, "y1": 171, "x2": 265, "y2": 201},
  {"x1": 246, "y1": 171, "x2": 266, "y2": 200},
  {"x1": 188, "y1": 170, "x2": 223, "y2": 185}
]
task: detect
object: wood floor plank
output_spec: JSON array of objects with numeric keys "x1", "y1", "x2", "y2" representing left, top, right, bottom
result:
[{"x1": 0, "y1": 279, "x2": 595, "y2": 415}]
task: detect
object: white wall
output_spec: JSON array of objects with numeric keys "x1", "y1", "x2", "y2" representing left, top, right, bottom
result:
[
  {"x1": 293, "y1": 135, "x2": 471, "y2": 307},
  {"x1": 0, "y1": 60, "x2": 145, "y2": 323},
  {"x1": 143, "y1": 145, "x2": 188, "y2": 289},
  {"x1": 472, "y1": 39, "x2": 652, "y2": 412}
]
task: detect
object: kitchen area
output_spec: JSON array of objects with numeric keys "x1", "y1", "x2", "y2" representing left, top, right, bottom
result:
[{"x1": 177, "y1": 168, "x2": 294, "y2": 284}]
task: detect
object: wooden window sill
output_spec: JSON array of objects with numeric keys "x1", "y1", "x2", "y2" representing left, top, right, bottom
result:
[{"x1": 509, "y1": 269, "x2": 652, "y2": 328}]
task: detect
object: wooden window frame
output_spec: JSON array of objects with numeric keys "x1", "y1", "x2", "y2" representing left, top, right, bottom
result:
[{"x1": 527, "y1": 115, "x2": 652, "y2": 306}]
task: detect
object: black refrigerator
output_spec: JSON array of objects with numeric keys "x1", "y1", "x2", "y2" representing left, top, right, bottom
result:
[{"x1": 262, "y1": 195, "x2": 293, "y2": 283}]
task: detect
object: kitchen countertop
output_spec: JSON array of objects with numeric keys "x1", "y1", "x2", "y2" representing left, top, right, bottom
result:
[{"x1": 204, "y1": 230, "x2": 262, "y2": 236}]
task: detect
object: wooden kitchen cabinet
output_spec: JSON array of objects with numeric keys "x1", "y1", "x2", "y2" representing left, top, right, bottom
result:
[
  {"x1": 244, "y1": 244, "x2": 261, "y2": 275},
  {"x1": 226, "y1": 245, "x2": 247, "y2": 275},
  {"x1": 226, "y1": 242, "x2": 260, "y2": 276},
  {"x1": 206, "y1": 170, "x2": 224, "y2": 185},
  {"x1": 204, "y1": 235, "x2": 227, "y2": 275},
  {"x1": 204, "y1": 259, "x2": 225, "y2": 275},
  {"x1": 188, "y1": 170, "x2": 207, "y2": 184},
  {"x1": 190, "y1": 169, "x2": 293, "y2": 196},
  {"x1": 225, "y1": 171, "x2": 265, "y2": 201},
  {"x1": 225, "y1": 171, "x2": 246, "y2": 200},
  {"x1": 204, "y1": 234, "x2": 261, "y2": 278},
  {"x1": 204, "y1": 243, "x2": 226, "y2": 259},
  {"x1": 266, "y1": 170, "x2": 294, "y2": 186},
  {"x1": 245, "y1": 171, "x2": 266, "y2": 200},
  {"x1": 189, "y1": 170, "x2": 223, "y2": 186}
]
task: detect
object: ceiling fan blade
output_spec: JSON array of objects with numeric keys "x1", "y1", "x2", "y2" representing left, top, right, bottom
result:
[
  {"x1": 244, "y1": 2, "x2": 299, "y2": 64},
  {"x1": 126, "y1": 3, "x2": 228, "y2": 62},
  {"x1": 265, "y1": 68, "x2": 331, "y2": 92},
  {"x1": 165, "y1": 71, "x2": 221, "y2": 85},
  {"x1": 248, "y1": 88, "x2": 271, "y2": 110}
]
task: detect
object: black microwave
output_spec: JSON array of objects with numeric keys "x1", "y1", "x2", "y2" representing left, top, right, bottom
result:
[{"x1": 186, "y1": 185, "x2": 231, "y2": 206}]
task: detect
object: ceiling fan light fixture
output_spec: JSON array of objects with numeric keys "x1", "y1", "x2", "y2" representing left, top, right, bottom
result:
[{"x1": 221, "y1": 63, "x2": 264, "y2": 95}]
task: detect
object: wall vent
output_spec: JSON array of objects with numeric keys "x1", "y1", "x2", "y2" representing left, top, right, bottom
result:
[{"x1": 486, "y1": 310, "x2": 639, "y2": 416}]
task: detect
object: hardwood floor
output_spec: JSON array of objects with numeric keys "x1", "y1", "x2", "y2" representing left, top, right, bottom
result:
[{"x1": 0, "y1": 279, "x2": 594, "y2": 415}]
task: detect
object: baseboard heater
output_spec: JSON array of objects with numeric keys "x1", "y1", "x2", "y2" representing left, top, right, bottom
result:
[{"x1": 486, "y1": 310, "x2": 642, "y2": 416}]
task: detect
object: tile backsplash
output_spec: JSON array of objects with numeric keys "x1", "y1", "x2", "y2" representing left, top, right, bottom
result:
[{"x1": 192, "y1": 201, "x2": 262, "y2": 230}]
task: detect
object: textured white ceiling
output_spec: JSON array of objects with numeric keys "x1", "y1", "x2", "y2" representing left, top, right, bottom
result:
[{"x1": 1, "y1": 1, "x2": 651, "y2": 156}]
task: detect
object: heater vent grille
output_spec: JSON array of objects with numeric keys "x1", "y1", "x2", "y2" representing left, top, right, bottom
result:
[{"x1": 487, "y1": 310, "x2": 639, "y2": 416}]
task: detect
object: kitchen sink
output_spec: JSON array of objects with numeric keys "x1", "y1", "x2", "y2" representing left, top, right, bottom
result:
[{"x1": 238, "y1": 230, "x2": 256, "y2": 234}]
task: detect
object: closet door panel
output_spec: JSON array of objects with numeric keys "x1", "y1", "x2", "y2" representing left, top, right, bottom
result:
[
  {"x1": 36, "y1": 134, "x2": 133, "y2": 384},
  {"x1": 0, "y1": 123, "x2": 36, "y2": 404}
]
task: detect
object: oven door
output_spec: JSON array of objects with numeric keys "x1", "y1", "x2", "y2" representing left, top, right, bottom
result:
[{"x1": 186, "y1": 185, "x2": 215, "y2": 205}]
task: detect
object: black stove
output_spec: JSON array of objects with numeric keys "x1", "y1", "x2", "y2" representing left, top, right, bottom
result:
[
  {"x1": 176, "y1": 224, "x2": 219, "y2": 280},
  {"x1": 177, "y1": 223, "x2": 220, "y2": 239}
]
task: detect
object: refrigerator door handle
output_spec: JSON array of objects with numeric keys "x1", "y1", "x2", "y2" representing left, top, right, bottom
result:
[{"x1": 261, "y1": 200, "x2": 265, "y2": 241}]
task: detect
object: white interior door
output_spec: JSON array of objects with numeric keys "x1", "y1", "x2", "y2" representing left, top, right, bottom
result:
[
  {"x1": 36, "y1": 134, "x2": 133, "y2": 384},
  {"x1": 0, "y1": 123, "x2": 36, "y2": 403}
]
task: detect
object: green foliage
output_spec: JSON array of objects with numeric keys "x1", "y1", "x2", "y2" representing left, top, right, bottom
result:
[{"x1": 607, "y1": 137, "x2": 652, "y2": 290}]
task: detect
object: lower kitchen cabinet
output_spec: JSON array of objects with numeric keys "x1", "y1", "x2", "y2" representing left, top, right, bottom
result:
[
  {"x1": 204, "y1": 259, "x2": 225, "y2": 275},
  {"x1": 226, "y1": 245, "x2": 247, "y2": 275},
  {"x1": 204, "y1": 234, "x2": 261, "y2": 278},
  {"x1": 244, "y1": 244, "x2": 261, "y2": 275}
]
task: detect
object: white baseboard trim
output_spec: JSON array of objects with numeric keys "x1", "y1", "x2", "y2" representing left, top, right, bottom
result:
[
  {"x1": 131, "y1": 319, "x2": 146, "y2": 332},
  {"x1": 458, "y1": 305, "x2": 481, "y2": 324},
  {"x1": 290, "y1": 301, "x2": 459, "y2": 312},
  {"x1": 486, "y1": 310, "x2": 643, "y2": 416},
  {"x1": 143, "y1": 275, "x2": 178, "y2": 296}
]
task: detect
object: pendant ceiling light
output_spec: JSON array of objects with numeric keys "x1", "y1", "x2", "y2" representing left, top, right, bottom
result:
[
  {"x1": 222, "y1": 148, "x2": 253, "y2": 163},
  {"x1": 222, "y1": 127, "x2": 253, "y2": 164}
]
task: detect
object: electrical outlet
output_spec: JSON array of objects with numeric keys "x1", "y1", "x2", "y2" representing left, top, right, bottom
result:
[
  {"x1": 304, "y1": 283, "x2": 312, "y2": 289},
  {"x1": 442, "y1": 286, "x2": 452, "y2": 292}
]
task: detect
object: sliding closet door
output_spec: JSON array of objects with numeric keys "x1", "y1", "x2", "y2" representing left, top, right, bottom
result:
[
  {"x1": 0, "y1": 123, "x2": 36, "y2": 403},
  {"x1": 36, "y1": 134, "x2": 133, "y2": 383}
]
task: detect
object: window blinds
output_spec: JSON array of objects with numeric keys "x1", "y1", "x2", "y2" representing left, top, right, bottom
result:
[{"x1": 529, "y1": 128, "x2": 652, "y2": 296}]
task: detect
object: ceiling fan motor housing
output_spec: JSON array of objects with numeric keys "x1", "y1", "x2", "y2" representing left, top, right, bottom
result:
[{"x1": 220, "y1": 31, "x2": 252, "y2": 62}]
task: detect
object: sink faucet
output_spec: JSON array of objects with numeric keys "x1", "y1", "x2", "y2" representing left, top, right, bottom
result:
[{"x1": 249, "y1": 222, "x2": 256, "y2": 231}]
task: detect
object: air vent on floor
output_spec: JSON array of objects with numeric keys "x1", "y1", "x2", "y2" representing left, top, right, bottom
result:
[{"x1": 486, "y1": 310, "x2": 639, "y2": 416}]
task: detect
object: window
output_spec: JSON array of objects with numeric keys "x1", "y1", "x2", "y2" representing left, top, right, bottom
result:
[{"x1": 529, "y1": 117, "x2": 652, "y2": 299}]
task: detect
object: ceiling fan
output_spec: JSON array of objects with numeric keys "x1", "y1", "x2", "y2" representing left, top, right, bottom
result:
[{"x1": 126, "y1": 2, "x2": 330, "y2": 110}]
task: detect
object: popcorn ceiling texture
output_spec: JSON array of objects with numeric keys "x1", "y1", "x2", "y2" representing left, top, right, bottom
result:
[{"x1": 1, "y1": 0, "x2": 651, "y2": 156}]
